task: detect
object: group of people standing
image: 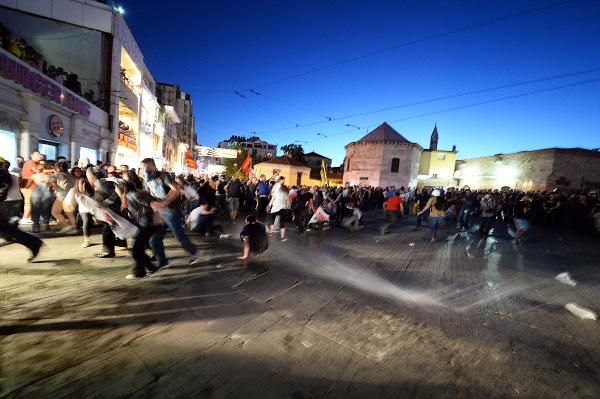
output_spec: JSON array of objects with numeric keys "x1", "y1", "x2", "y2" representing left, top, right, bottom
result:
[{"x1": 2, "y1": 151, "x2": 600, "y2": 277}]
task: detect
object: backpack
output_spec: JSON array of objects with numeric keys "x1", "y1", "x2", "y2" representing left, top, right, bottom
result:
[{"x1": 0, "y1": 169, "x2": 13, "y2": 202}]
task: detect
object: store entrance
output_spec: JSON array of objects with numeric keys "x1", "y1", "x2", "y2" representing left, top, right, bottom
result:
[{"x1": 38, "y1": 140, "x2": 60, "y2": 161}]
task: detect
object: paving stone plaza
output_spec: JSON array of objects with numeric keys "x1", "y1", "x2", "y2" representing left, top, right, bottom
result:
[{"x1": 1, "y1": 214, "x2": 599, "y2": 398}]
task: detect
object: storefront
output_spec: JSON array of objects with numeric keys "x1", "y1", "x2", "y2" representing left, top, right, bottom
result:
[{"x1": 0, "y1": 48, "x2": 111, "y2": 165}]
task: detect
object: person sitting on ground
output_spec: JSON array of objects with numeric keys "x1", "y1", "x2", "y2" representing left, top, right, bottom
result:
[
  {"x1": 187, "y1": 202, "x2": 223, "y2": 237},
  {"x1": 238, "y1": 215, "x2": 268, "y2": 260}
]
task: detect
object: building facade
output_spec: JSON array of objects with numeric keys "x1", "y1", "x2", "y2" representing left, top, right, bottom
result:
[
  {"x1": 417, "y1": 125, "x2": 458, "y2": 188},
  {"x1": 253, "y1": 156, "x2": 311, "y2": 186},
  {"x1": 156, "y1": 83, "x2": 196, "y2": 147},
  {"x1": 0, "y1": 0, "x2": 114, "y2": 165},
  {"x1": 0, "y1": 1, "x2": 180, "y2": 169},
  {"x1": 218, "y1": 135, "x2": 276, "y2": 162},
  {"x1": 455, "y1": 148, "x2": 600, "y2": 192},
  {"x1": 343, "y1": 122, "x2": 422, "y2": 188}
]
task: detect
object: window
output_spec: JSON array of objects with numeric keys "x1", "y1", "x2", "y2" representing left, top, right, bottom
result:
[
  {"x1": 391, "y1": 158, "x2": 400, "y2": 173},
  {"x1": 346, "y1": 159, "x2": 350, "y2": 171},
  {"x1": 359, "y1": 177, "x2": 368, "y2": 181},
  {"x1": 437, "y1": 153, "x2": 446, "y2": 160}
]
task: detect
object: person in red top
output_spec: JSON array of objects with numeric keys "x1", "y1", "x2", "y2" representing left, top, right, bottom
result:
[
  {"x1": 19, "y1": 151, "x2": 43, "y2": 224},
  {"x1": 381, "y1": 191, "x2": 404, "y2": 235}
]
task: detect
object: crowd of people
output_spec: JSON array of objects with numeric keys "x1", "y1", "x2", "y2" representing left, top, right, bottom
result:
[
  {"x1": 0, "y1": 23, "x2": 101, "y2": 105},
  {"x1": 1, "y1": 151, "x2": 599, "y2": 279}
]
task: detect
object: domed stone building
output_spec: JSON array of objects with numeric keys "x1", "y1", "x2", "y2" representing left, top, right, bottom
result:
[{"x1": 343, "y1": 122, "x2": 422, "y2": 188}]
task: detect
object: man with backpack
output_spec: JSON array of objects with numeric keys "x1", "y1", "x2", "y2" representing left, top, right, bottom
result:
[
  {"x1": 141, "y1": 158, "x2": 200, "y2": 265},
  {"x1": 0, "y1": 157, "x2": 43, "y2": 261}
]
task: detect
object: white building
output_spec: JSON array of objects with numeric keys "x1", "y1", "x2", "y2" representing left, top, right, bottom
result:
[
  {"x1": 0, "y1": 0, "x2": 114, "y2": 165},
  {"x1": 0, "y1": 0, "x2": 169, "y2": 169}
]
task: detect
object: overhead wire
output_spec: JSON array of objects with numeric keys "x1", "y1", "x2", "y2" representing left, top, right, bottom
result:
[
  {"x1": 251, "y1": 66, "x2": 600, "y2": 135},
  {"x1": 302, "y1": 75, "x2": 600, "y2": 145},
  {"x1": 245, "y1": 0, "x2": 577, "y2": 90}
]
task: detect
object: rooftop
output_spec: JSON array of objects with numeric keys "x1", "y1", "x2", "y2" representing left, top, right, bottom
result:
[
  {"x1": 356, "y1": 122, "x2": 412, "y2": 144},
  {"x1": 256, "y1": 156, "x2": 309, "y2": 168}
]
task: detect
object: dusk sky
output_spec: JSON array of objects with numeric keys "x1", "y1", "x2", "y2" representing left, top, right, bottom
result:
[{"x1": 121, "y1": 0, "x2": 600, "y2": 165}]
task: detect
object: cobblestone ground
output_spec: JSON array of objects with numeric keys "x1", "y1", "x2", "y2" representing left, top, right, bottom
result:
[{"x1": 1, "y1": 214, "x2": 599, "y2": 398}]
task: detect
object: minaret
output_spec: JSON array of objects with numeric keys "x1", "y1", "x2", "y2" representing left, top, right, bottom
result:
[{"x1": 429, "y1": 124, "x2": 439, "y2": 150}]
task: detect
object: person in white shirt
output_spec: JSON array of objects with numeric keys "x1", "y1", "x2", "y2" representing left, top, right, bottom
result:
[{"x1": 266, "y1": 176, "x2": 291, "y2": 241}]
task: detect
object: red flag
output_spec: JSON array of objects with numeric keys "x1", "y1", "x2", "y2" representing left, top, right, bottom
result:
[
  {"x1": 185, "y1": 151, "x2": 197, "y2": 169},
  {"x1": 241, "y1": 154, "x2": 252, "y2": 177}
]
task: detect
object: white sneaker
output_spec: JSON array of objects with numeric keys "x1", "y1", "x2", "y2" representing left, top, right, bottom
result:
[
  {"x1": 81, "y1": 239, "x2": 91, "y2": 248},
  {"x1": 190, "y1": 256, "x2": 201, "y2": 265},
  {"x1": 125, "y1": 274, "x2": 145, "y2": 280},
  {"x1": 219, "y1": 234, "x2": 232, "y2": 239},
  {"x1": 19, "y1": 219, "x2": 33, "y2": 225}
]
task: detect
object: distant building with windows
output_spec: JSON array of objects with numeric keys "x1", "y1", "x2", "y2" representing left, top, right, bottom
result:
[
  {"x1": 217, "y1": 135, "x2": 276, "y2": 162},
  {"x1": 343, "y1": 122, "x2": 422, "y2": 188},
  {"x1": 304, "y1": 151, "x2": 331, "y2": 180}
]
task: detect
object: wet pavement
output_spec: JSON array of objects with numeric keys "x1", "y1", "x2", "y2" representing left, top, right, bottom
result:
[{"x1": 1, "y1": 214, "x2": 599, "y2": 398}]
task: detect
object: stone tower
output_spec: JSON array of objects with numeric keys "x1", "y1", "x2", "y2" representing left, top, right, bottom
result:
[{"x1": 429, "y1": 124, "x2": 439, "y2": 150}]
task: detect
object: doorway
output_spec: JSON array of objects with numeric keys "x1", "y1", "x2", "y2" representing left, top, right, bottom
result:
[
  {"x1": 38, "y1": 140, "x2": 60, "y2": 161},
  {"x1": 297, "y1": 172, "x2": 302, "y2": 186}
]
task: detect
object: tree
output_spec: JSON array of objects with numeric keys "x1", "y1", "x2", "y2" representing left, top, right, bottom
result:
[
  {"x1": 223, "y1": 145, "x2": 247, "y2": 179},
  {"x1": 280, "y1": 143, "x2": 305, "y2": 162}
]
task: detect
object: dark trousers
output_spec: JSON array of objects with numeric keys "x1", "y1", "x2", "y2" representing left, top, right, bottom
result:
[
  {"x1": 80, "y1": 212, "x2": 92, "y2": 237},
  {"x1": 479, "y1": 216, "x2": 494, "y2": 236},
  {"x1": 0, "y1": 221, "x2": 42, "y2": 254},
  {"x1": 256, "y1": 196, "x2": 269, "y2": 222},
  {"x1": 132, "y1": 227, "x2": 156, "y2": 277},
  {"x1": 102, "y1": 222, "x2": 115, "y2": 254}
]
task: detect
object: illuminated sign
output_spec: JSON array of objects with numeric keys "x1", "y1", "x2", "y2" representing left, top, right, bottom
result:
[
  {"x1": 197, "y1": 146, "x2": 237, "y2": 158},
  {"x1": 0, "y1": 49, "x2": 91, "y2": 118},
  {"x1": 47, "y1": 115, "x2": 64, "y2": 138}
]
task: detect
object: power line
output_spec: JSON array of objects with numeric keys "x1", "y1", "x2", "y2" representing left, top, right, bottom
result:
[
  {"x1": 246, "y1": 0, "x2": 576, "y2": 90},
  {"x1": 304, "y1": 75, "x2": 600, "y2": 145},
  {"x1": 252, "y1": 66, "x2": 600, "y2": 135}
]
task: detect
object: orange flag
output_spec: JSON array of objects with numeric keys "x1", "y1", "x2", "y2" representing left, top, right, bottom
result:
[
  {"x1": 240, "y1": 154, "x2": 252, "y2": 177},
  {"x1": 185, "y1": 151, "x2": 197, "y2": 169}
]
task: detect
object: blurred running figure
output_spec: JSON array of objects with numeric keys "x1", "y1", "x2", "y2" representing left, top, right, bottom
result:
[
  {"x1": 418, "y1": 189, "x2": 446, "y2": 242},
  {"x1": 141, "y1": 158, "x2": 200, "y2": 265},
  {"x1": 381, "y1": 191, "x2": 404, "y2": 235}
]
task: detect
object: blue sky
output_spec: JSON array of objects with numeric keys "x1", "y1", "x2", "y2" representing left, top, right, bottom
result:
[{"x1": 121, "y1": 0, "x2": 600, "y2": 165}]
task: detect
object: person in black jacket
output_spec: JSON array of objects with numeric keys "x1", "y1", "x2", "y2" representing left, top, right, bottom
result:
[
  {"x1": 0, "y1": 158, "x2": 42, "y2": 261},
  {"x1": 123, "y1": 171, "x2": 159, "y2": 279}
]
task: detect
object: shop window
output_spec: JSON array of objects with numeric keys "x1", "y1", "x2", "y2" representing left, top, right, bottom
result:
[
  {"x1": 437, "y1": 153, "x2": 446, "y2": 160},
  {"x1": 0, "y1": 130, "x2": 17, "y2": 165},
  {"x1": 391, "y1": 158, "x2": 400, "y2": 173},
  {"x1": 38, "y1": 140, "x2": 59, "y2": 161}
]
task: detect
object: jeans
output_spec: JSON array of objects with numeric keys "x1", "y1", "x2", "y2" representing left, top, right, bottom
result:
[
  {"x1": 429, "y1": 216, "x2": 442, "y2": 234},
  {"x1": 458, "y1": 207, "x2": 471, "y2": 228},
  {"x1": 31, "y1": 186, "x2": 52, "y2": 226},
  {"x1": 80, "y1": 212, "x2": 92, "y2": 237},
  {"x1": 416, "y1": 210, "x2": 429, "y2": 227},
  {"x1": 149, "y1": 224, "x2": 167, "y2": 266},
  {"x1": 160, "y1": 209, "x2": 197, "y2": 256}
]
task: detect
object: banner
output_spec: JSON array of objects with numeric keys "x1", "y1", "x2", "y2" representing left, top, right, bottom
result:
[
  {"x1": 241, "y1": 154, "x2": 252, "y2": 177},
  {"x1": 185, "y1": 151, "x2": 197, "y2": 169},
  {"x1": 320, "y1": 160, "x2": 329, "y2": 186},
  {"x1": 197, "y1": 146, "x2": 237, "y2": 159}
]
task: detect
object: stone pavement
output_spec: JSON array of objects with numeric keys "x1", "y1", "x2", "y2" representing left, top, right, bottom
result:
[{"x1": 1, "y1": 214, "x2": 600, "y2": 398}]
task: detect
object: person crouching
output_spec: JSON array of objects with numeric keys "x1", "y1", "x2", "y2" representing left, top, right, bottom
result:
[{"x1": 238, "y1": 215, "x2": 268, "y2": 260}]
